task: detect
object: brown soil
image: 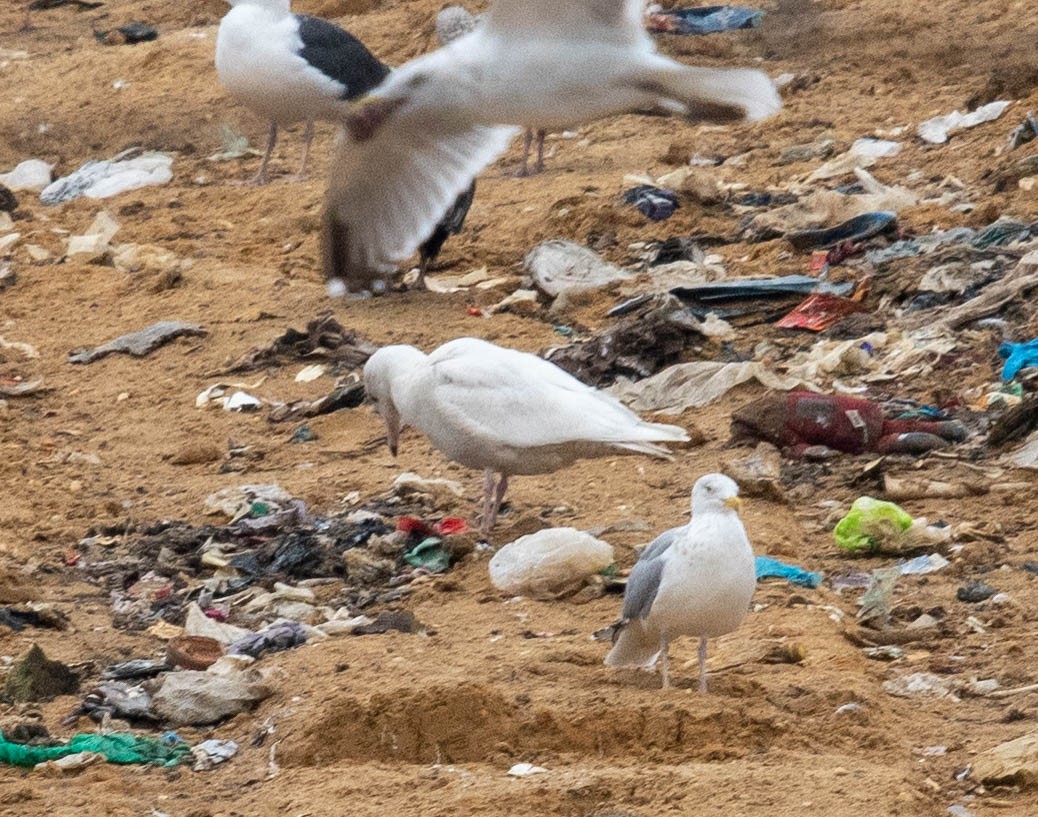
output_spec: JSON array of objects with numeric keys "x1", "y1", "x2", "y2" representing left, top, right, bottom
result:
[{"x1": 1, "y1": 1, "x2": 1038, "y2": 815}]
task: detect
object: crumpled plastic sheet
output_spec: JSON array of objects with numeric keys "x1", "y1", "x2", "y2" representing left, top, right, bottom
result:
[
  {"x1": 40, "y1": 151, "x2": 173, "y2": 205},
  {"x1": 0, "y1": 732, "x2": 190, "y2": 768},
  {"x1": 754, "y1": 555, "x2": 822, "y2": 588}
]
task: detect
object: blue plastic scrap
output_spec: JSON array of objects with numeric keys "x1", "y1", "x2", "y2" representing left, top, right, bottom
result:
[
  {"x1": 647, "y1": 6, "x2": 765, "y2": 35},
  {"x1": 754, "y1": 555, "x2": 822, "y2": 588},
  {"x1": 999, "y1": 339, "x2": 1038, "y2": 381}
]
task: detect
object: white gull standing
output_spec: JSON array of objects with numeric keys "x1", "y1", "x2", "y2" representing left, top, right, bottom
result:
[
  {"x1": 324, "y1": 0, "x2": 782, "y2": 294},
  {"x1": 362, "y1": 337, "x2": 690, "y2": 537},
  {"x1": 215, "y1": 0, "x2": 389, "y2": 184},
  {"x1": 604, "y1": 473, "x2": 755, "y2": 691}
]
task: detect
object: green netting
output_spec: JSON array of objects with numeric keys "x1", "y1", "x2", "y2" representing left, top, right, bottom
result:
[{"x1": 0, "y1": 732, "x2": 190, "y2": 767}]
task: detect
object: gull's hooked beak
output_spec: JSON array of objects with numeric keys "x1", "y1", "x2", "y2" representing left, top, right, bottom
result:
[{"x1": 724, "y1": 496, "x2": 744, "y2": 514}]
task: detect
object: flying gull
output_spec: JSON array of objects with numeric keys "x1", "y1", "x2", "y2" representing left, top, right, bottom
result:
[
  {"x1": 604, "y1": 473, "x2": 755, "y2": 691},
  {"x1": 324, "y1": 0, "x2": 782, "y2": 295},
  {"x1": 362, "y1": 337, "x2": 690, "y2": 537},
  {"x1": 434, "y1": 6, "x2": 547, "y2": 177},
  {"x1": 215, "y1": 0, "x2": 388, "y2": 184}
]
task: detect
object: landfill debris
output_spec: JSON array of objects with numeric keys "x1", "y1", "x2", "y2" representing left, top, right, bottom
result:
[
  {"x1": 191, "y1": 739, "x2": 238, "y2": 771},
  {"x1": 166, "y1": 635, "x2": 224, "y2": 670},
  {"x1": 489, "y1": 528, "x2": 614, "y2": 598},
  {"x1": 883, "y1": 672, "x2": 959, "y2": 699},
  {"x1": 0, "y1": 184, "x2": 16, "y2": 213},
  {"x1": 1000, "y1": 339, "x2": 1038, "y2": 382},
  {"x1": 66, "y1": 680, "x2": 156, "y2": 724},
  {"x1": 957, "y1": 580, "x2": 996, "y2": 603},
  {"x1": 524, "y1": 239, "x2": 633, "y2": 297},
  {"x1": 507, "y1": 762, "x2": 549, "y2": 777},
  {"x1": 269, "y1": 380, "x2": 366, "y2": 422},
  {"x1": 850, "y1": 138, "x2": 902, "y2": 158},
  {"x1": 545, "y1": 294, "x2": 715, "y2": 387},
  {"x1": 833, "y1": 497, "x2": 951, "y2": 554},
  {"x1": 754, "y1": 555, "x2": 822, "y2": 588},
  {"x1": 863, "y1": 645, "x2": 904, "y2": 661},
  {"x1": 971, "y1": 732, "x2": 1038, "y2": 787},
  {"x1": 152, "y1": 659, "x2": 271, "y2": 726},
  {"x1": 214, "y1": 315, "x2": 377, "y2": 375},
  {"x1": 622, "y1": 185, "x2": 679, "y2": 221},
  {"x1": 786, "y1": 211, "x2": 897, "y2": 251},
  {"x1": 229, "y1": 621, "x2": 308, "y2": 658},
  {"x1": 1008, "y1": 113, "x2": 1038, "y2": 150},
  {"x1": 731, "y1": 393, "x2": 966, "y2": 456},
  {"x1": 899, "y1": 553, "x2": 950, "y2": 575},
  {"x1": 102, "y1": 658, "x2": 170, "y2": 680},
  {"x1": 611, "y1": 361, "x2": 810, "y2": 415},
  {"x1": 41, "y1": 150, "x2": 174, "y2": 204},
  {"x1": 673, "y1": 274, "x2": 854, "y2": 304},
  {"x1": 776, "y1": 291, "x2": 867, "y2": 332},
  {"x1": 0, "y1": 159, "x2": 53, "y2": 192},
  {"x1": 69, "y1": 320, "x2": 206, "y2": 364},
  {"x1": 0, "y1": 732, "x2": 190, "y2": 768},
  {"x1": 917, "y1": 100, "x2": 1011, "y2": 144},
  {"x1": 4, "y1": 645, "x2": 79, "y2": 702},
  {"x1": 724, "y1": 443, "x2": 783, "y2": 500},
  {"x1": 95, "y1": 22, "x2": 159, "y2": 46},
  {"x1": 645, "y1": 5, "x2": 764, "y2": 34},
  {"x1": 0, "y1": 604, "x2": 68, "y2": 631},
  {"x1": 857, "y1": 566, "x2": 900, "y2": 627},
  {"x1": 65, "y1": 209, "x2": 121, "y2": 262},
  {"x1": 390, "y1": 472, "x2": 465, "y2": 510}
]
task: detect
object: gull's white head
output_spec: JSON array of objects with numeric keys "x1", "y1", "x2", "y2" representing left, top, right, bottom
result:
[
  {"x1": 691, "y1": 473, "x2": 742, "y2": 516},
  {"x1": 435, "y1": 6, "x2": 479, "y2": 46},
  {"x1": 363, "y1": 345, "x2": 426, "y2": 456}
]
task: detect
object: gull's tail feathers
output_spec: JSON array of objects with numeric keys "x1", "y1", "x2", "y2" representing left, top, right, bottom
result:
[
  {"x1": 604, "y1": 619, "x2": 662, "y2": 668},
  {"x1": 644, "y1": 64, "x2": 782, "y2": 124}
]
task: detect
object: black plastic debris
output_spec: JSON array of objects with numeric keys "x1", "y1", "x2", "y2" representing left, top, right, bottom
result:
[
  {"x1": 957, "y1": 580, "x2": 996, "y2": 603},
  {"x1": 95, "y1": 22, "x2": 159, "y2": 45},
  {"x1": 646, "y1": 6, "x2": 765, "y2": 35},
  {"x1": 229, "y1": 621, "x2": 308, "y2": 659},
  {"x1": 623, "y1": 185, "x2": 680, "y2": 222},
  {"x1": 0, "y1": 184, "x2": 17, "y2": 213},
  {"x1": 102, "y1": 659, "x2": 170, "y2": 681},
  {"x1": 213, "y1": 315, "x2": 376, "y2": 375},
  {"x1": 786, "y1": 211, "x2": 898, "y2": 251}
]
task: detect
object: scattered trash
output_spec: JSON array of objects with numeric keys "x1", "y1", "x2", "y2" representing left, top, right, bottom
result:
[
  {"x1": 863, "y1": 645, "x2": 904, "y2": 661},
  {"x1": 524, "y1": 240, "x2": 633, "y2": 298},
  {"x1": 4, "y1": 645, "x2": 79, "y2": 702},
  {"x1": 0, "y1": 732, "x2": 190, "y2": 768},
  {"x1": 971, "y1": 732, "x2": 1038, "y2": 787},
  {"x1": 732, "y1": 393, "x2": 966, "y2": 456},
  {"x1": 754, "y1": 555, "x2": 822, "y2": 588},
  {"x1": 786, "y1": 211, "x2": 897, "y2": 251},
  {"x1": 611, "y1": 361, "x2": 810, "y2": 414},
  {"x1": 0, "y1": 159, "x2": 53, "y2": 192},
  {"x1": 166, "y1": 635, "x2": 224, "y2": 671},
  {"x1": 191, "y1": 739, "x2": 238, "y2": 771},
  {"x1": 883, "y1": 672, "x2": 959, "y2": 699},
  {"x1": 507, "y1": 761, "x2": 549, "y2": 777},
  {"x1": 95, "y1": 22, "x2": 159, "y2": 46},
  {"x1": 776, "y1": 291, "x2": 867, "y2": 332},
  {"x1": 857, "y1": 566, "x2": 900, "y2": 627},
  {"x1": 69, "y1": 320, "x2": 206, "y2": 364},
  {"x1": 957, "y1": 580, "x2": 996, "y2": 604},
  {"x1": 1000, "y1": 339, "x2": 1038, "y2": 381},
  {"x1": 1008, "y1": 113, "x2": 1038, "y2": 150},
  {"x1": 917, "y1": 100, "x2": 1011, "y2": 144},
  {"x1": 899, "y1": 553, "x2": 950, "y2": 575},
  {"x1": 391, "y1": 473, "x2": 466, "y2": 510},
  {"x1": 229, "y1": 621, "x2": 308, "y2": 659},
  {"x1": 213, "y1": 316, "x2": 376, "y2": 375},
  {"x1": 645, "y1": 6, "x2": 764, "y2": 35},
  {"x1": 0, "y1": 184, "x2": 16, "y2": 213},
  {"x1": 151, "y1": 658, "x2": 271, "y2": 726},
  {"x1": 488, "y1": 528, "x2": 614, "y2": 598},
  {"x1": 41, "y1": 150, "x2": 174, "y2": 205},
  {"x1": 268, "y1": 380, "x2": 366, "y2": 423},
  {"x1": 622, "y1": 185, "x2": 680, "y2": 221},
  {"x1": 833, "y1": 497, "x2": 951, "y2": 554}
]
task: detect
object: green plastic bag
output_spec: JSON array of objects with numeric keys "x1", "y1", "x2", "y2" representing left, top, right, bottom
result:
[
  {"x1": 0, "y1": 732, "x2": 190, "y2": 768},
  {"x1": 403, "y1": 537, "x2": 451, "y2": 573},
  {"x1": 833, "y1": 496, "x2": 913, "y2": 553}
]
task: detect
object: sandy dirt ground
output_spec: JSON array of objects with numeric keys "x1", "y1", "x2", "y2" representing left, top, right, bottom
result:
[{"x1": 1, "y1": 0, "x2": 1038, "y2": 815}]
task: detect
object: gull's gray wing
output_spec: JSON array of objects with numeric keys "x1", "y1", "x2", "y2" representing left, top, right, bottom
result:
[{"x1": 620, "y1": 525, "x2": 684, "y2": 622}]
